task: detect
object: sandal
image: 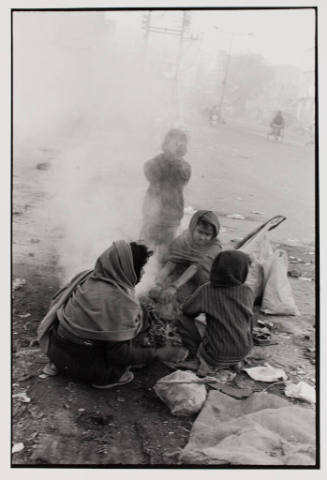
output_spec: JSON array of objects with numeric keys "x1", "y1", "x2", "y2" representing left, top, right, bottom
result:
[
  {"x1": 42, "y1": 362, "x2": 58, "y2": 376},
  {"x1": 253, "y1": 332, "x2": 277, "y2": 346},
  {"x1": 92, "y1": 370, "x2": 134, "y2": 390}
]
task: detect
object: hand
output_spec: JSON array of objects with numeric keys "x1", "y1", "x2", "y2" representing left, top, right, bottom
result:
[
  {"x1": 156, "y1": 346, "x2": 188, "y2": 362},
  {"x1": 159, "y1": 285, "x2": 177, "y2": 304},
  {"x1": 148, "y1": 284, "x2": 162, "y2": 300}
]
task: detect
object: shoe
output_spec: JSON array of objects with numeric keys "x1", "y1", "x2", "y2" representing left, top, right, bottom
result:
[
  {"x1": 43, "y1": 362, "x2": 58, "y2": 376},
  {"x1": 92, "y1": 371, "x2": 134, "y2": 390}
]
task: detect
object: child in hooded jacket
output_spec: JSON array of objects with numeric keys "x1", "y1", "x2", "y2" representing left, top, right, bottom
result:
[{"x1": 176, "y1": 249, "x2": 254, "y2": 368}]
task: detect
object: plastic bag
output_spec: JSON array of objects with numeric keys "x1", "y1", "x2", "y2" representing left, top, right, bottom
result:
[
  {"x1": 237, "y1": 215, "x2": 286, "y2": 301},
  {"x1": 154, "y1": 370, "x2": 207, "y2": 417},
  {"x1": 239, "y1": 231, "x2": 273, "y2": 301},
  {"x1": 244, "y1": 364, "x2": 287, "y2": 382},
  {"x1": 284, "y1": 381, "x2": 316, "y2": 403},
  {"x1": 261, "y1": 249, "x2": 300, "y2": 315}
]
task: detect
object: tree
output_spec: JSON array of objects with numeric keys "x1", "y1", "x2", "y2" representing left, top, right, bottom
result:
[{"x1": 222, "y1": 52, "x2": 273, "y2": 116}]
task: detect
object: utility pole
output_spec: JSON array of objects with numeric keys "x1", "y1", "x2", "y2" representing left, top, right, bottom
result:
[
  {"x1": 215, "y1": 29, "x2": 253, "y2": 122},
  {"x1": 217, "y1": 34, "x2": 234, "y2": 122},
  {"x1": 142, "y1": 11, "x2": 152, "y2": 59},
  {"x1": 174, "y1": 11, "x2": 190, "y2": 87}
]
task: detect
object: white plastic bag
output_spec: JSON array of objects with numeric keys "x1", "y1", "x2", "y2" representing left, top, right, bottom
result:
[
  {"x1": 284, "y1": 381, "x2": 316, "y2": 403},
  {"x1": 154, "y1": 370, "x2": 207, "y2": 417},
  {"x1": 244, "y1": 364, "x2": 288, "y2": 382},
  {"x1": 239, "y1": 231, "x2": 273, "y2": 300},
  {"x1": 261, "y1": 249, "x2": 300, "y2": 315}
]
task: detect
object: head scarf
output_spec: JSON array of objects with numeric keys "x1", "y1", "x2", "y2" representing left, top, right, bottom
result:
[
  {"x1": 57, "y1": 240, "x2": 143, "y2": 342},
  {"x1": 92, "y1": 240, "x2": 137, "y2": 288},
  {"x1": 165, "y1": 210, "x2": 222, "y2": 273},
  {"x1": 210, "y1": 250, "x2": 251, "y2": 287}
]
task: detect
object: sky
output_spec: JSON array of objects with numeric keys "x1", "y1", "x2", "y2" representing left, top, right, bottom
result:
[{"x1": 110, "y1": 8, "x2": 315, "y2": 70}]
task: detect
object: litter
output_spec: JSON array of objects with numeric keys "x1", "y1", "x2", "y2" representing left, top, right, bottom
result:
[
  {"x1": 288, "y1": 269, "x2": 301, "y2": 278},
  {"x1": 227, "y1": 213, "x2": 245, "y2": 220},
  {"x1": 284, "y1": 381, "x2": 316, "y2": 404},
  {"x1": 243, "y1": 364, "x2": 287, "y2": 382},
  {"x1": 299, "y1": 277, "x2": 312, "y2": 282},
  {"x1": 252, "y1": 211, "x2": 264, "y2": 215},
  {"x1": 13, "y1": 278, "x2": 26, "y2": 291},
  {"x1": 12, "y1": 392, "x2": 31, "y2": 403},
  {"x1": 12, "y1": 443, "x2": 24, "y2": 454},
  {"x1": 17, "y1": 313, "x2": 31, "y2": 318},
  {"x1": 154, "y1": 370, "x2": 207, "y2": 417},
  {"x1": 261, "y1": 250, "x2": 300, "y2": 316}
]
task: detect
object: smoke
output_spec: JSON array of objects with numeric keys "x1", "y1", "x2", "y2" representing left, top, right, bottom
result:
[
  {"x1": 13, "y1": 11, "x2": 187, "y2": 282},
  {"x1": 135, "y1": 252, "x2": 161, "y2": 297}
]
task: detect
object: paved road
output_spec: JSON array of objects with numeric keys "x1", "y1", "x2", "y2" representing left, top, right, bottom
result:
[{"x1": 185, "y1": 119, "x2": 316, "y2": 247}]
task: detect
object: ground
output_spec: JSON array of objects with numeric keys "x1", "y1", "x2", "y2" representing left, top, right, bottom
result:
[{"x1": 12, "y1": 118, "x2": 316, "y2": 466}]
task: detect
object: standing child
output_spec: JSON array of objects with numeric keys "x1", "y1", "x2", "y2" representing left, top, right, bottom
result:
[
  {"x1": 140, "y1": 128, "x2": 191, "y2": 260},
  {"x1": 176, "y1": 250, "x2": 254, "y2": 369}
]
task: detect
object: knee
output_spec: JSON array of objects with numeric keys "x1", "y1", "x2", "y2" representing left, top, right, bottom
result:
[{"x1": 176, "y1": 314, "x2": 194, "y2": 331}]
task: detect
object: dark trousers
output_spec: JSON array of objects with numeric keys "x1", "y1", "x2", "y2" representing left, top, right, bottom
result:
[
  {"x1": 48, "y1": 327, "x2": 125, "y2": 385},
  {"x1": 176, "y1": 314, "x2": 203, "y2": 357}
]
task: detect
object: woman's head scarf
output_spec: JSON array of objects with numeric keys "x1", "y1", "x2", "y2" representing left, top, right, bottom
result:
[
  {"x1": 165, "y1": 210, "x2": 222, "y2": 273},
  {"x1": 57, "y1": 240, "x2": 143, "y2": 342},
  {"x1": 93, "y1": 240, "x2": 137, "y2": 288},
  {"x1": 210, "y1": 250, "x2": 251, "y2": 287}
]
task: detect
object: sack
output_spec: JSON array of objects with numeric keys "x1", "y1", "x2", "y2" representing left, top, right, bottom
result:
[
  {"x1": 239, "y1": 231, "x2": 273, "y2": 300},
  {"x1": 237, "y1": 215, "x2": 286, "y2": 301},
  {"x1": 261, "y1": 249, "x2": 300, "y2": 315},
  {"x1": 154, "y1": 370, "x2": 207, "y2": 417}
]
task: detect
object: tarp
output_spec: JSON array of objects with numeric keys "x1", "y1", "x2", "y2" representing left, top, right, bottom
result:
[{"x1": 180, "y1": 391, "x2": 315, "y2": 465}]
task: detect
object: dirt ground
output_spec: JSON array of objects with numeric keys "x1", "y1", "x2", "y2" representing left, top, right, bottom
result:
[{"x1": 11, "y1": 120, "x2": 316, "y2": 466}]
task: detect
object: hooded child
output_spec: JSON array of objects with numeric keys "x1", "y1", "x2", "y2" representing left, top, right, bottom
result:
[
  {"x1": 139, "y1": 128, "x2": 191, "y2": 260},
  {"x1": 38, "y1": 240, "x2": 184, "y2": 388},
  {"x1": 176, "y1": 249, "x2": 254, "y2": 369},
  {"x1": 150, "y1": 210, "x2": 222, "y2": 304}
]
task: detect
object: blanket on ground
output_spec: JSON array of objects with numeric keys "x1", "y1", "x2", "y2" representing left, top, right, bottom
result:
[{"x1": 180, "y1": 391, "x2": 315, "y2": 466}]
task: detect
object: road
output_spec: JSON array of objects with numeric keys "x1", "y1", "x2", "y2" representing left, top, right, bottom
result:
[{"x1": 184, "y1": 119, "x2": 315, "y2": 247}]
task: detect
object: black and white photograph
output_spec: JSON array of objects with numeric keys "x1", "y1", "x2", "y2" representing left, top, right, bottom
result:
[{"x1": 8, "y1": 0, "x2": 323, "y2": 470}]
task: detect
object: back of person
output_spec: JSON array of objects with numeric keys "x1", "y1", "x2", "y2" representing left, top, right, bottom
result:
[
  {"x1": 198, "y1": 282, "x2": 254, "y2": 365},
  {"x1": 178, "y1": 249, "x2": 254, "y2": 368}
]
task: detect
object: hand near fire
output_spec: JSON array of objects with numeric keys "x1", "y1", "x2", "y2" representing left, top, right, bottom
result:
[{"x1": 159, "y1": 285, "x2": 178, "y2": 304}]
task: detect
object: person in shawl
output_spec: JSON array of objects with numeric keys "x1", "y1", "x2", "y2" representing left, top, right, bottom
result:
[
  {"x1": 139, "y1": 128, "x2": 191, "y2": 260},
  {"x1": 176, "y1": 250, "x2": 254, "y2": 368},
  {"x1": 38, "y1": 240, "x2": 184, "y2": 388},
  {"x1": 150, "y1": 210, "x2": 222, "y2": 304}
]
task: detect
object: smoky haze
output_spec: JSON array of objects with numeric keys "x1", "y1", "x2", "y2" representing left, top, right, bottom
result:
[{"x1": 13, "y1": 11, "x2": 184, "y2": 282}]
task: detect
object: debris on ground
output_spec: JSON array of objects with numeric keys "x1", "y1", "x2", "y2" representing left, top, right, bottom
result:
[
  {"x1": 243, "y1": 364, "x2": 287, "y2": 382},
  {"x1": 154, "y1": 370, "x2": 207, "y2": 417},
  {"x1": 13, "y1": 278, "x2": 26, "y2": 291},
  {"x1": 36, "y1": 162, "x2": 50, "y2": 170},
  {"x1": 13, "y1": 392, "x2": 31, "y2": 403},
  {"x1": 226, "y1": 213, "x2": 245, "y2": 220},
  {"x1": 12, "y1": 443, "x2": 25, "y2": 454},
  {"x1": 284, "y1": 381, "x2": 316, "y2": 404}
]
